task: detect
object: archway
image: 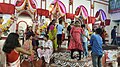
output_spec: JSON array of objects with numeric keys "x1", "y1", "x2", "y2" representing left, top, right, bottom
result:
[
  {"x1": 16, "y1": 11, "x2": 33, "y2": 32},
  {"x1": 16, "y1": 21, "x2": 28, "y2": 32}
]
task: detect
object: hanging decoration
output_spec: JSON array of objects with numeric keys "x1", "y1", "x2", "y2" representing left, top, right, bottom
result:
[
  {"x1": 16, "y1": 0, "x2": 36, "y2": 16},
  {"x1": 0, "y1": 3, "x2": 15, "y2": 14},
  {"x1": 15, "y1": 0, "x2": 26, "y2": 13},
  {"x1": 75, "y1": 5, "x2": 88, "y2": 20},
  {"x1": 95, "y1": 9, "x2": 107, "y2": 22},
  {"x1": 36, "y1": 21, "x2": 48, "y2": 35},
  {"x1": 50, "y1": 0, "x2": 66, "y2": 20},
  {"x1": 0, "y1": 15, "x2": 15, "y2": 36},
  {"x1": 29, "y1": 0, "x2": 36, "y2": 9},
  {"x1": 15, "y1": 0, "x2": 24, "y2": 6},
  {"x1": 66, "y1": 13, "x2": 75, "y2": 20},
  {"x1": 37, "y1": 9, "x2": 49, "y2": 17},
  {"x1": 87, "y1": 16, "x2": 96, "y2": 24},
  {"x1": 105, "y1": 19, "x2": 110, "y2": 26},
  {"x1": 95, "y1": 9, "x2": 110, "y2": 26}
]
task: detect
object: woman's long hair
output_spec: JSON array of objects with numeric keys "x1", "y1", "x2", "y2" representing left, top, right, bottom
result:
[
  {"x1": 46, "y1": 21, "x2": 52, "y2": 34},
  {"x1": 2, "y1": 33, "x2": 21, "y2": 53}
]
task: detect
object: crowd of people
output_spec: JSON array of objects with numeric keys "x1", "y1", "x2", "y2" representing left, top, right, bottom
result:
[{"x1": 2, "y1": 17, "x2": 119, "y2": 67}]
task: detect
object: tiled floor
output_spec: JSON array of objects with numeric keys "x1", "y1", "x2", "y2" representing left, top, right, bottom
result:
[{"x1": 0, "y1": 39, "x2": 120, "y2": 67}]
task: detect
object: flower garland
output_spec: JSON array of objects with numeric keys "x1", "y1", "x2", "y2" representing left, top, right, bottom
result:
[{"x1": 0, "y1": 15, "x2": 15, "y2": 36}]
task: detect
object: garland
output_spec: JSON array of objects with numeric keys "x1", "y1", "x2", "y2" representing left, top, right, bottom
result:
[{"x1": 0, "y1": 16, "x2": 14, "y2": 36}]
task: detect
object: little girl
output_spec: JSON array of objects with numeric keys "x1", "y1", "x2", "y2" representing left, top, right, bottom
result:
[{"x1": 23, "y1": 34, "x2": 34, "y2": 61}]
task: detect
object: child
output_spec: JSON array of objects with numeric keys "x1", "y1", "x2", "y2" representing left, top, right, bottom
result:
[
  {"x1": 23, "y1": 34, "x2": 35, "y2": 61},
  {"x1": 2, "y1": 33, "x2": 32, "y2": 67},
  {"x1": 37, "y1": 35, "x2": 53, "y2": 65},
  {"x1": 90, "y1": 28, "x2": 103, "y2": 67}
]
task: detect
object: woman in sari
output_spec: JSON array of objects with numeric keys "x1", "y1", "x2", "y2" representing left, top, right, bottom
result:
[
  {"x1": 2, "y1": 33, "x2": 32, "y2": 67},
  {"x1": 48, "y1": 19, "x2": 58, "y2": 52}
]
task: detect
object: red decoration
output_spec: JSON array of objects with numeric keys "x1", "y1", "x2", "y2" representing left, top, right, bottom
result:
[
  {"x1": 95, "y1": 11, "x2": 100, "y2": 18},
  {"x1": 0, "y1": 3, "x2": 15, "y2": 14},
  {"x1": 37, "y1": 9, "x2": 49, "y2": 17},
  {"x1": 84, "y1": 19, "x2": 87, "y2": 24},
  {"x1": 75, "y1": 8, "x2": 80, "y2": 16},
  {"x1": 105, "y1": 19, "x2": 110, "y2": 26},
  {"x1": 16, "y1": 0, "x2": 24, "y2": 6},
  {"x1": 100, "y1": 22, "x2": 105, "y2": 26},
  {"x1": 66, "y1": 13, "x2": 75, "y2": 20},
  {"x1": 88, "y1": 16, "x2": 96, "y2": 24},
  {"x1": 29, "y1": 0, "x2": 36, "y2": 9}
]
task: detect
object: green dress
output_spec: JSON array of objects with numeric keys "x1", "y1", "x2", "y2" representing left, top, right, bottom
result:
[{"x1": 48, "y1": 25, "x2": 58, "y2": 50}]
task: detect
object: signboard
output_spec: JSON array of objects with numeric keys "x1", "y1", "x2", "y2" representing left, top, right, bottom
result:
[{"x1": 109, "y1": 0, "x2": 120, "y2": 13}]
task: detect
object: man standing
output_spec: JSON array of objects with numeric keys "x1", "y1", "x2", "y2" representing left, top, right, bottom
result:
[
  {"x1": 81, "y1": 24, "x2": 89, "y2": 58},
  {"x1": 56, "y1": 19, "x2": 63, "y2": 48},
  {"x1": 111, "y1": 26, "x2": 118, "y2": 45},
  {"x1": 90, "y1": 28, "x2": 103, "y2": 67}
]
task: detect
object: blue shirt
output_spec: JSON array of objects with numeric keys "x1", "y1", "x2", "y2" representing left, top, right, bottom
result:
[
  {"x1": 90, "y1": 34, "x2": 103, "y2": 55},
  {"x1": 57, "y1": 24, "x2": 63, "y2": 34}
]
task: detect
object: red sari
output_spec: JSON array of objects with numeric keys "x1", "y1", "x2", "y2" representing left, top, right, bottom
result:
[
  {"x1": 6, "y1": 49, "x2": 20, "y2": 67},
  {"x1": 68, "y1": 26, "x2": 84, "y2": 51}
]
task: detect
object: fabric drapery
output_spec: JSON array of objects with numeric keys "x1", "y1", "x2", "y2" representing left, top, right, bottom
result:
[{"x1": 0, "y1": 3, "x2": 15, "y2": 14}]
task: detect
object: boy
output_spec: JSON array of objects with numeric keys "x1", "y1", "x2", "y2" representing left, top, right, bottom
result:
[{"x1": 90, "y1": 28, "x2": 103, "y2": 67}]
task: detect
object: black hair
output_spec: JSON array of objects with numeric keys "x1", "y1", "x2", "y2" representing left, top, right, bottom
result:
[
  {"x1": 46, "y1": 21, "x2": 53, "y2": 34},
  {"x1": 26, "y1": 33, "x2": 35, "y2": 40},
  {"x1": 95, "y1": 28, "x2": 102, "y2": 35},
  {"x1": 52, "y1": 19, "x2": 56, "y2": 22},
  {"x1": 0, "y1": 17, "x2": 2, "y2": 19},
  {"x1": 2, "y1": 33, "x2": 21, "y2": 53},
  {"x1": 92, "y1": 28, "x2": 95, "y2": 32},
  {"x1": 71, "y1": 21, "x2": 74, "y2": 24},
  {"x1": 114, "y1": 26, "x2": 117, "y2": 28},
  {"x1": 26, "y1": 26, "x2": 32, "y2": 32},
  {"x1": 44, "y1": 35, "x2": 49, "y2": 39},
  {"x1": 59, "y1": 19, "x2": 62, "y2": 24},
  {"x1": 81, "y1": 24, "x2": 85, "y2": 28},
  {"x1": 75, "y1": 21, "x2": 80, "y2": 24},
  {"x1": 28, "y1": 26, "x2": 32, "y2": 29}
]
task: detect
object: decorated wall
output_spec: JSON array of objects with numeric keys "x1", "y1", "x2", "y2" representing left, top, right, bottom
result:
[{"x1": 0, "y1": 0, "x2": 117, "y2": 43}]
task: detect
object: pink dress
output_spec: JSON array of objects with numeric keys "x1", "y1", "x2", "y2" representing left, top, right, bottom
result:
[
  {"x1": 68, "y1": 26, "x2": 84, "y2": 51},
  {"x1": 24, "y1": 40, "x2": 34, "y2": 61}
]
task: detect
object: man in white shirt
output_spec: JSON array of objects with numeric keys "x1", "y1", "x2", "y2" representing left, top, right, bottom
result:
[{"x1": 37, "y1": 35, "x2": 53, "y2": 64}]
